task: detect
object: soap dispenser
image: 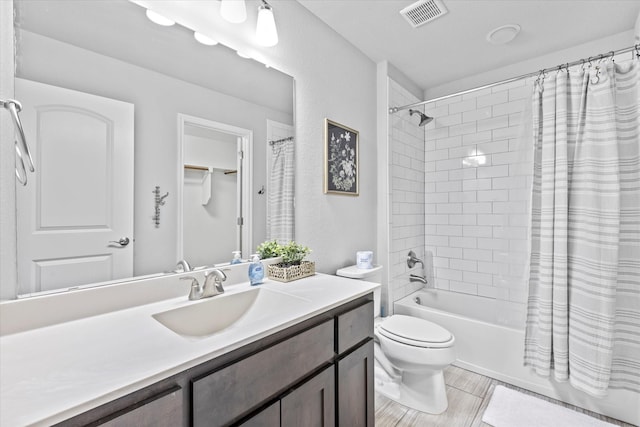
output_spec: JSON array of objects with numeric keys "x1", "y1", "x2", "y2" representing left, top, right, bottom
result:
[
  {"x1": 231, "y1": 251, "x2": 242, "y2": 264},
  {"x1": 248, "y1": 254, "x2": 264, "y2": 286}
]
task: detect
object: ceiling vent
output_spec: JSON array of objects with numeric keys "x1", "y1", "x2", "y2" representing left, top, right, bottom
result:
[{"x1": 400, "y1": 0, "x2": 448, "y2": 28}]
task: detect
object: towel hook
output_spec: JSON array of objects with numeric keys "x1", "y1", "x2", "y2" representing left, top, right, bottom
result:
[{"x1": 2, "y1": 98, "x2": 35, "y2": 185}]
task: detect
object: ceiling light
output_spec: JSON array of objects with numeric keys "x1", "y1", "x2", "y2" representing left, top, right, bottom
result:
[
  {"x1": 220, "y1": 0, "x2": 247, "y2": 24},
  {"x1": 486, "y1": 24, "x2": 521, "y2": 45},
  {"x1": 194, "y1": 32, "x2": 219, "y2": 46},
  {"x1": 236, "y1": 51, "x2": 251, "y2": 59},
  {"x1": 145, "y1": 9, "x2": 175, "y2": 26},
  {"x1": 256, "y1": 0, "x2": 278, "y2": 47}
]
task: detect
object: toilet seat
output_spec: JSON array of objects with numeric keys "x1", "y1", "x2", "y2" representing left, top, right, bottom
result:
[{"x1": 377, "y1": 315, "x2": 454, "y2": 348}]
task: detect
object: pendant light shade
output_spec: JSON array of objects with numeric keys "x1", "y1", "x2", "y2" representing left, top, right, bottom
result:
[
  {"x1": 220, "y1": 0, "x2": 247, "y2": 24},
  {"x1": 256, "y1": 1, "x2": 278, "y2": 47},
  {"x1": 194, "y1": 32, "x2": 219, "y2": 46},
  {"x1": 145, "y1": 9, "x2": 175, "y2": 26}
]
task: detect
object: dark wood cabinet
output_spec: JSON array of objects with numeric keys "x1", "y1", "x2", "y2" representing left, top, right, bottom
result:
[
  {"x1": 238, "y1": 401, "x2": 280, "y2": 427},
  {"x1": 337, "y1": 340, "x2": 375, "y2": 427},
  {"x1": 281, "y1": 365, "x2": 336, "y2": 427},
  {"x1": 193, "y1": 320, "x2": 334, "y2": 426},
  {"x1": 56, "y1": 294, "x2": 373, "y2": 427},
  {"x1": 99, "y1": 387, "x2": 183, "y2": 427}
]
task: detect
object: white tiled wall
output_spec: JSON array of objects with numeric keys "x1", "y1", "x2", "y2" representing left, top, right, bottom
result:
[
  {"x1": 423, "y1": 78, "x2": 535, "y2": 304},
  {"x1": 388, "y1": 79, "x2": 427, "y2": 310}
]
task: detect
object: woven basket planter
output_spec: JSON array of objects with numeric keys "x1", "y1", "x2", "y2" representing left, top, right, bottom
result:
[{"x1": 267, "y1": 261, "x2": 315, "y2": 283}]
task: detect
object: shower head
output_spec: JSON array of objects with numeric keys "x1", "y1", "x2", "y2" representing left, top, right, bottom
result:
[{"x1": 409, "y1": 109, "x2": 433, "y2": 126}]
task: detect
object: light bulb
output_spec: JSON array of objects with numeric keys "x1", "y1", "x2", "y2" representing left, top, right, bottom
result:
[
  {"x1": 194, "y1": 32, "x2": 219, "y2": 46},
  {"x1": 220, "y1": 0, "x2": 247, "y2": 24},
  {"x1": 145, "y1": 9, "x2": 175, "y2": 26},
  {"x1": 256, "y1": 2, "x2": 278, "y2": 47}
]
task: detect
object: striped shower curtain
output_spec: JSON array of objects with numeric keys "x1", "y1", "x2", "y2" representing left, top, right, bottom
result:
[
  {"x1": 267, "y1": 138, "x2": 295, "y2": 243},
  {"x1": 524, "y1": 58, "x2": 640, "y2": 397}
]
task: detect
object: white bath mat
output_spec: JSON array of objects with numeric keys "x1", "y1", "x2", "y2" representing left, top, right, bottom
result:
[{"x1": 482, "y1": 385, "x2": 616, "y2": 427}]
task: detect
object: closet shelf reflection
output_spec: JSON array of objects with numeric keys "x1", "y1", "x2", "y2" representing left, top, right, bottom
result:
[{"x1": 183, "y1": 164, "x2": 237, "y2": 175}]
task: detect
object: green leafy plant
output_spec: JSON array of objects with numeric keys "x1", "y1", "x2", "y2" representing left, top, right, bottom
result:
[
  {"x1": 279, "y1": 241, "x2": 311, "y2": 267},
  {"x1": 256, "y1": 240, "x2": 311, "y2": 267},
  {"x1": 256, "y1": 240, "x2": 281, "y2": 260}
]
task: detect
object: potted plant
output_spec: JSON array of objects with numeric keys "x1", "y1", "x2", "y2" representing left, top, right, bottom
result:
[
  {"x1": 256, "y1": 240, "x2": 282, "y2": 261},
  {"x1": 256, "y1": 240, "x2": 315, "y2": 282}
]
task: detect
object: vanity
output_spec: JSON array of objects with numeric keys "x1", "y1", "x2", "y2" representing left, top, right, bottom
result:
[{"x1": 0, "y1": 271, "x2": 378, "y2": 426}]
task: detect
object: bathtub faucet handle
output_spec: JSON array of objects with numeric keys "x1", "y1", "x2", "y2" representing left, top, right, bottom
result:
[{"x1": 407, "y1": 250, "x2": 424, "y2": 269}]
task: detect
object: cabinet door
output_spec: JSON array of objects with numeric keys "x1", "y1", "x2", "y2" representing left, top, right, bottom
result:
[
  {"x1": 337, "y1": 340, "x2": 374, "y2": 427},
  {"x1": 100, "y1": 387, "x2": 183, "y2": 427},
  {"x1": 238, "y1": 401, "x2": 280, "y2": 427},
  {"x1": 281, "y1": 366, "x2": 335, "y2": 427}
]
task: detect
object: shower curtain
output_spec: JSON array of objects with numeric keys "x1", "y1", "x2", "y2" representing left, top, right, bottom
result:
[
  {"x1": 524, "y1": 58, "x2": 640, "y2": 397},
  {"x1": 267, "y1": 138, "x2": 295, "y2": 243}
]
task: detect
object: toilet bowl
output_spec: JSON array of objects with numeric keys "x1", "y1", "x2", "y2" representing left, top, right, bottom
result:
[
  {"x1": 375, "y1": 314, "x2": 455, "y2": 414},
  {"x1": 336, "y1": 264, "x2": 457, "y2": 415}
]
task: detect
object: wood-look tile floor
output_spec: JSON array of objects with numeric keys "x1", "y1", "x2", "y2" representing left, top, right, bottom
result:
[{"x1": 375, "y1": 365, "x2": 635, "y2": 427}]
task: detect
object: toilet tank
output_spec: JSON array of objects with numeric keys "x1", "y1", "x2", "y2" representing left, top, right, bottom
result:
[{"x1": 336, "y1": 265, "x2": 382, "y2": 318}]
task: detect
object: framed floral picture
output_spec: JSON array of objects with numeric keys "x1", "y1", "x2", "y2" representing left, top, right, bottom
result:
[{"x1": 324, "y1": 119, "x2": 359, "y2": 196}]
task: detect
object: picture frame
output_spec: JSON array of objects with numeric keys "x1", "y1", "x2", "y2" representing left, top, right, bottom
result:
[{"x1": 324, "y1": 119, "x2": 359, "y2": 196}]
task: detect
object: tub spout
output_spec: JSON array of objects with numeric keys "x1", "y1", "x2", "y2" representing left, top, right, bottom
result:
[{"x1": 410, "y1": 274, "x2": 428, "y2": 285}]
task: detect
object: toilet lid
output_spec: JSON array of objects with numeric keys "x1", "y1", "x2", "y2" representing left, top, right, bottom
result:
[{"x1": 378, "y1": 315, "x2": 453, "y2": 348}]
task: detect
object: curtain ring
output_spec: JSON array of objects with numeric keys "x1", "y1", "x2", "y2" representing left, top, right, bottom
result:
[{"x1": 590, "y1": 66, "x2": 600, "y2": 85}]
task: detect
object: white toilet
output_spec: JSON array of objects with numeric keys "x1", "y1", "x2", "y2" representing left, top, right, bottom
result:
[{"x1": 336, "y1": 265, "x2": 456, "y2": 415}]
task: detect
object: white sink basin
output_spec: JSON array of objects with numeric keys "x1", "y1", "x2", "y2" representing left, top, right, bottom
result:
[{"x1": 152, "y1": 287, "x2": 308, "y2": 338}]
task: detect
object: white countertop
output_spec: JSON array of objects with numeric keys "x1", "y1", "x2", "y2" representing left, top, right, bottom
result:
[{"x1": 0, "y1": 273, "x2": 379, "y2": 426}]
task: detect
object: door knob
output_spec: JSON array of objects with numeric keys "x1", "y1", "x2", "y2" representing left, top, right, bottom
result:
[{"x1": 109, "y1": 237, "x2": 130, "y2": 246}]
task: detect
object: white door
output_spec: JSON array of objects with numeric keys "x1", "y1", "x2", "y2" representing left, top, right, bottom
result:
[{"x1": 15, "y1": 78, "x2": 134, "y2": 295}]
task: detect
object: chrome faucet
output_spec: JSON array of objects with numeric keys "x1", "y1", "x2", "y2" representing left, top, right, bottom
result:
[
  {"x1": 410, "y1": 274, "x2": 429, "y2": 285},
  {"x1": 407, "y1": 250, "x2": 429, "y2": 285},
  {"x1": 181, "y1": 269, "x2": 227, "y2": 301},
  {"x1": 175, "y1": 259, "x2": 192, "y2": 273}
]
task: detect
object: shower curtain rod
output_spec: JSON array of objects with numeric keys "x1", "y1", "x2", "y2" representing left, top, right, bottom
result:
[
  {"x1": 269, "y1": 136, "x2": 294, "y2": 145},
  {"x1": 389, "y1": 44, "x2": 639, "y2": 114}
]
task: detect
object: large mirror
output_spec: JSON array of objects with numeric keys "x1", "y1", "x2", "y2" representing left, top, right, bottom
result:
[{"x1": 8, "y1": 0, "x2": 294, "y2": 299}]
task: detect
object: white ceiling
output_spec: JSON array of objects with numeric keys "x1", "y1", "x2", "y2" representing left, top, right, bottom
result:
[{"x1": 298, "y1": 0, "x2": 640, "y2": 94}]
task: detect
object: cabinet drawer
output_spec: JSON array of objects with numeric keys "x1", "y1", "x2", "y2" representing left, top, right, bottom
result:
[
  {"x1": 100, "y1": 387, "x2": 183, "y2": 427},
  {"x1": 193, "y1": 320, "x2": 334, "y2": 426},
  {"x1": 337, "y1": 301, "x2": 373, "y2": 354}
]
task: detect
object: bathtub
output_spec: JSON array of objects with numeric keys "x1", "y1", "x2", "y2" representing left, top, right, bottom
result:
[{"x1": 394, "y1": 289, "x2": 639, "y2": 426}]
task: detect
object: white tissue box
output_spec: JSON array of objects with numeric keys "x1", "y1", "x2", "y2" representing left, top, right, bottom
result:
[{"x1": 356, "y1": 251, "x2": 373, "y2": 269}]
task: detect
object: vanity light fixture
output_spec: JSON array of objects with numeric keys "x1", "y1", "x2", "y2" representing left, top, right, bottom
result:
[
  {"x1": 194, "y1": 32, "x2": 219, "y2": 46},
  {"x1": 145, "y1": 9, "x2": 175, "y2": 26},
  {"x1": 256, "y1": 0, "x2": 278, "y2": 47},
  {"x1": 220, "y1": 0, "x2": 247, "y2": 24}
]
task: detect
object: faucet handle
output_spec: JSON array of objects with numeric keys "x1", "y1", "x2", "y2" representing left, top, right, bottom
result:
[
  {"x1": 203, "y1": 269, "x2": 227, "y2": 297},
  {"x1": 181, "y1": 276, "x2": 202, "y2": 300}
]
